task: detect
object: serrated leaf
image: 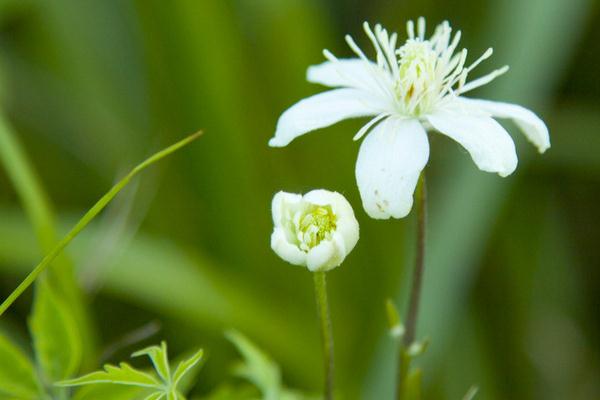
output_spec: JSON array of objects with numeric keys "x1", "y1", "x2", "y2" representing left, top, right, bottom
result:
[
  {"x1": 29, "y1": 278, "x2": 82, "y2": 383},
  {"x1": 144, "y1": 392, "x2": 165, "y2": 400},
  {"x1": 172, "y1": 349, "x2": 204, "y2": 387},
  {"x1": 132, "y1": 342, "x2": 171, "y2": 384},
  {"x1": 225, "y1": 330, "x2": 280, "y2": 400},
  {"x1": 57, "y1": 362, "x2": 162, "y2": 389},
  {"x1": 72, "y1": 384, "x2": 148, "y2": 400},
  {"x1": 0, "y1": 332, "x2": 41, "y2": 399}
]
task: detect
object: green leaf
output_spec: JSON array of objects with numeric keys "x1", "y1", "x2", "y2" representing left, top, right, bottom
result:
[
  {"x1": 0, "y1": 131, "x2": 203, "y2": 317},
  {"x1": 72, "y1": 384, "x2": 148, "y2": 400},
  {"x1": 463, "y1": 386, "x2": 478, "y2": 400},
  {"x1": 59, "y1": 341, "x2": 202, "y2": 400},
  {"x1": 132, "y1": 342, "x2": 171, "y2": 384},
  {"x1": 225, "y1": 330, "x2": 280, "y2": 400},
  {"x1": 0, "y1": 332, "x2": 41, "y2": 399},
  {"x1": 144, "y1": 392, "x2": 166, "y2": 400},
  {"x1": 29, "y1": 278, "x2": 82, "y2": 383},
  {"x1": 172, "y1": 349, "x2": 204, "y2": 387},
  {"x1": 57, "y1": 362, "x2": 161, "y2": 389}
]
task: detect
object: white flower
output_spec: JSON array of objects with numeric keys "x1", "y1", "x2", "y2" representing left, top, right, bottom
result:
[
  {"x1": 271, "y1": 190, "x2": 359, "y2": 272},
  {"x1": 269, "y1": 18, "x2": 550, "y2": 220}
]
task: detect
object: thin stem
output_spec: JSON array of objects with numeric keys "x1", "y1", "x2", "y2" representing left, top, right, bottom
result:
[
  {"x1": 396, "y1": 173, "x2": 427, "y2": 399},
  {"x1": 0, "y1": 131, "x2": 203, "y2": 317},
  {"x1": 313, "y1": 271, "x2": 334, "y2": 400}
]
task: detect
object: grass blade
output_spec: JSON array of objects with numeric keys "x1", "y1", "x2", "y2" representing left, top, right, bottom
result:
[{"x1": 0, "y1": 131, "x2": 203, "y2": 317}]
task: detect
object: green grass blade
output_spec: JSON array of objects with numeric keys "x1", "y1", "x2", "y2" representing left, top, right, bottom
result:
[{"x1": 0, "y1": 131, "x2": 202, "y2": 317}]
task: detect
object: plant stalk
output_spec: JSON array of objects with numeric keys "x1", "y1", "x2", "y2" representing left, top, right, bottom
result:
[
  {"x1": 313, "y1": 271, "x2": 334, "y2": 400},
  {"x1": 396, "y1": 173, "x2": 427, "y2": 399}
]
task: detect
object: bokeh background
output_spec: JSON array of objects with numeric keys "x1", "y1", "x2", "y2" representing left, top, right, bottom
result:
[{"x1": 0, "y1": 0, "x2": 599, "y2": 399}]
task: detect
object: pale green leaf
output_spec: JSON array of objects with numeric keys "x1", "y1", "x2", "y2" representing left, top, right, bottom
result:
[
  {"x1": 225, "y1": 330, "x2": 280, "y2": 400},
  {"x1": 0, "y1": 332, "x2": 41, "y2": 399},
  {"x1": 132, "y1": 342, "x2": 171, "y2": 384},
  {"x1": 56, "y1": 362, "x2": 161, "y2": 389},
  {"x1": 172, "y1": 349, "x2": 204, "y2": 387},
  {"x1": 144, "y1": 392, "x2": 165, "y2": 400},
  {"x1": 29, "y1": 278, "x2": 82, "y2": 383}
]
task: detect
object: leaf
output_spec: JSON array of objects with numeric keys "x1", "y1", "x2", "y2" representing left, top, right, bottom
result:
[
  {"x1": 0, "y1": 332, "x2": 41, "y2": 399},
  {"x1": 132, "y1": 342, "x2": 171, "y2": 384},
  {"x1": 144, "y1": 392, "x2": 166, "y2": 400},
  {"x1": 29, "y1": 278, "x2": 82, "y2": 383},
  {"x1": 59, "y1": 341, "x2": 203, "y2": 400},
  {"x1": 57, "y1": 362, "x2": 162, "y2": 388},
  {"x1": 172, "y1": 349, "x2": 204, "y2": 387},
  {"x1": 463, "y1": 386, "x2": 478, "y2": 400},
  {"x1": 0, "y1": 131, "x2": 203, "y2": 317},
  {"x1": 72, "y1": 384, "x2": 148, "y2": 400},
  {"x1": 225, "y1": 330, "x2": 280, "y2": 400}
]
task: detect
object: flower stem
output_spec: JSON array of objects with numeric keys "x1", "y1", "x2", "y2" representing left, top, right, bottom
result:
[
  {"x1": 397, "y1": 173, "x2": 427, "y2": 399},
  {"x1": 313, "y1": 271, "x2": 334, "y2": 400}
]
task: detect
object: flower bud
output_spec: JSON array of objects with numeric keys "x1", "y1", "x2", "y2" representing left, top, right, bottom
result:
[{"x1": 271, "y1": 190, "x2": 359, "y2": 272}]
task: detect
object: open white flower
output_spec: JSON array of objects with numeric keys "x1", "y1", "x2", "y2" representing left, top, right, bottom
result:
[
  {"x1": 271, "y1": 190, "x2": 359, "y2": 272},
  {"x1": 269, "y1": 18, "x2": 550, "y2": 219}
]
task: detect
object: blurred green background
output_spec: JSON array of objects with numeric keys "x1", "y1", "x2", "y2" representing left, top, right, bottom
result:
[{"x1": 0, "y1": 0, "x2": 598, "y2": 399}]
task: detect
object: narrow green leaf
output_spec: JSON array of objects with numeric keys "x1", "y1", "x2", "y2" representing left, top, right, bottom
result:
[
  {"x1": 132, "y1": 342, "x2": 171, "y2": 384},
  {"x1": 0, "y1": 110, "x2": 96, "y2": 367},
  {"x1": 0, "y1": 332, "x2": 41, "y2": 399},
  {"x1": 172, "y1": 349, "x2": 204, "y2": 387},
  {"x1": 0, "y1": 131, "x2": 203, "y2": 317},
  {"x1": 56, "y1": 362, "x2": 162, "y2": 389},
  {"x1": 29, "y1": 278, "x2": 82, "y2": 383}
]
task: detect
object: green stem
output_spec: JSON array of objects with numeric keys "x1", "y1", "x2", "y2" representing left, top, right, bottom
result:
[
  {"x1": 396, "y1": 173, "x2": 427, "y2": 400},
  {"x1": 313, "y1": 271, "x2": 334, "y2": 400},
  {"x1": 0, "y1": 131, "x2": 202, "y2": 317}
]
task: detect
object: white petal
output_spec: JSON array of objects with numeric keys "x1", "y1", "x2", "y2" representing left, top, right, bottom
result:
[
  {"x1": 306, "y1": 235, "x2": 345, "y2": 272},
  {"x1": 269, "y1": 88, "x2": 385, "y2": 147},
  {"x1": 355, "y1": 117, "x2": 429, "y2": 219},
  {"x1": 427, "y1": 110, "x2": 517, "y2": 177},
  {"x1": 458, "y1": 97, "x2": 550, "y2": 153},
  {"x1": 307, "y1": 59, "x2": 385, "y2": 92},
  {"x1": 271, "y1": 191, "x2": 302, "y2": 228},
  {"x1": 271, "y1": 228, "x2": 306, "y2": 266}
]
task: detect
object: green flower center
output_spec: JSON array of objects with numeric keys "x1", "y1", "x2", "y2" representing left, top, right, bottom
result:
[{"x1": 296, "y1": 205, "x2": 337, "y2": 252}]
